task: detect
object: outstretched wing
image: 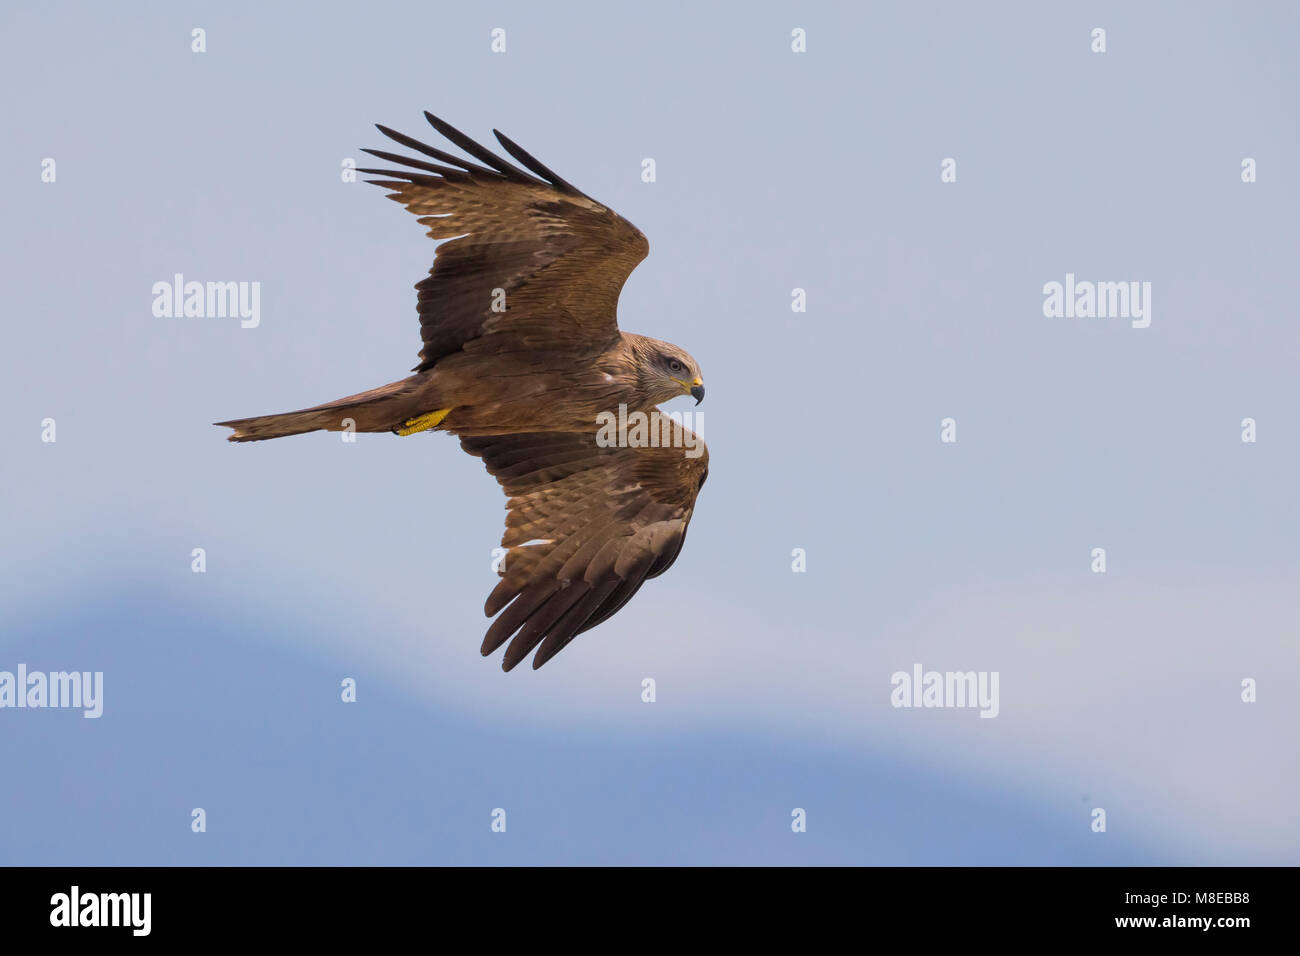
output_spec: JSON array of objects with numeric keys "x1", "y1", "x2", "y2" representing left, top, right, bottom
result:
[
  {"x1": 460, "y1": 417, "x2": 709, "y2": 671},
  {"x1": 358, "y1": 112, "x2": 649, "y2": 372}
]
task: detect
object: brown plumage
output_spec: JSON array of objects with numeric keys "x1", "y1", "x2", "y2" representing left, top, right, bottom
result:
[{"x1": 216, "y1": 111, "x2": 709, "y2": 670}]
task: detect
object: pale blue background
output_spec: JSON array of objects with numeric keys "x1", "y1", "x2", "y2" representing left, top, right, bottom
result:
[{"x1": 1, "y1": 0, "x2": 1296, "y2": 864}]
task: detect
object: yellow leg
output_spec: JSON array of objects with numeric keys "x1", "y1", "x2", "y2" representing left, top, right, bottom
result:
[{"x1": 394, "y1": 408, "x2": 452, "y2": 436}]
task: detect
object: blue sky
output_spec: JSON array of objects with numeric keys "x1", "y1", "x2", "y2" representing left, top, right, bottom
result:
[{"x1": 1, "y1": 0, "x2": 1297, "y2": 864}]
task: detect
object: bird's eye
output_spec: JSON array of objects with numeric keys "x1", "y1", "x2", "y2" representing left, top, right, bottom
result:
[{"x1": 668, "y1": 359, "x2": 683, "y2": 373}]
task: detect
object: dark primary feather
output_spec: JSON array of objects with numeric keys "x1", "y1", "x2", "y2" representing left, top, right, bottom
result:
[
  {"x1": 421, "y1": 110, "x2": 541, "y2": 183},
  {"x1": 358, "y1": 112, "x2": 649, "y2": 372},
  {"x1": 374, "y1": 122, "x2": 499, "y2": 178},
  {"x1": 491, "y1": 128, "x2": 582, "y2": 194},
  {"x1": 461, "y1": 418, "x2": 708, "y2": 670}
]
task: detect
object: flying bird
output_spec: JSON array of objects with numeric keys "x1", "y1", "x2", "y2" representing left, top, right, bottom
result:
[{"x1": 216, "y1": 112, "x2": 709, "y2": 671}]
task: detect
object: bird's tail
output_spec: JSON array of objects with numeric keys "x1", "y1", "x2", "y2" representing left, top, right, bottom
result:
[{"x1": 215, "y1": 377, "x2": 429, "y2": 442}]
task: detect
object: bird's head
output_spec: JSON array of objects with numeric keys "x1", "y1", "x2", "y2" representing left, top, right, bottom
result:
[{"x1": 633, "y1": 337, "x2": 705, "y2": 406}]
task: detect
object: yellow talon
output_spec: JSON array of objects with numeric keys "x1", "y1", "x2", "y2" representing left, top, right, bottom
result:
[{"x1": 395, "y1": 408, "x2": 451, "y2": 436}]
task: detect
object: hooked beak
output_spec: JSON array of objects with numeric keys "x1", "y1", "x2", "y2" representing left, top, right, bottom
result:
[{"x1": 673, "y1": 375, "x2": 706, "y2": 405}]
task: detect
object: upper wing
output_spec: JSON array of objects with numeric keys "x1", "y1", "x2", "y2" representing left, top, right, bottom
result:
[
  {"x1": 358, "y1": 112, "x2": 649, "y2": 372},
  {"x1": 460, "y1": 417, "x2": 709, "y2": 671}
]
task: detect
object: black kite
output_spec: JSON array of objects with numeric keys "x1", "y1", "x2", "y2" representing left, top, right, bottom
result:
[{"x1": 217, "y1": 112, "x2": 709, "y2": 671}]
